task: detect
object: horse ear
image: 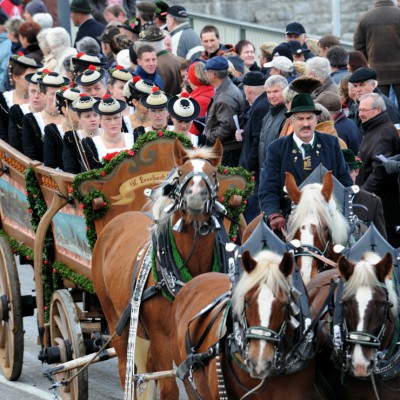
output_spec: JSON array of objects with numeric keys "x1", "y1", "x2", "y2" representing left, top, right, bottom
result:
[
  {"x1": 209, "y1": 139, "x2": 223, "y2": 167},
  {"x1": 173, "y1": 139, "x2": 190, "y2": 166},
  {"x1": 321, "y1": 171, "x2": 334, "y2": 203},
  {"x1": 285, "y1": 172, "x2": 301, "y2": 205},
  {"x1": 279, "y1": 252, "x2": 294, "y2": 278},
  {"x1": 241, "y1": 250, "x2": 257, "y2": 274},
  {"x1": 375, "y1": 252, "x2": 393, "y2": 282},
  {"x1": 338, "y1": 255, "x2": 355, "y2": 281}
]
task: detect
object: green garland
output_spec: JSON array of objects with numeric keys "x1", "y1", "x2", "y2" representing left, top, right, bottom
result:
[{"x1": 52, "y1": 262, "x2": 95, "y2": 293}]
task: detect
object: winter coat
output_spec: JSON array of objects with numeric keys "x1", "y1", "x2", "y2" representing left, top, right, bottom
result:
[{"x1": 170, "y1": 22, "x2": 202, "y2": 61}]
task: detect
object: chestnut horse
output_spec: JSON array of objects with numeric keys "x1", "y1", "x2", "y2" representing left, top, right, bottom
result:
[
  {"x1": 92, "y1": 139, "x2": 228, "y2": 399},
  {"x1": 308, "y1": 252, "x2": 400, "y2": 400},
  {"x1": 285, "y1": 171, "x2": 350, "y2": 285},
  {"x1": 172, "y1": 250, "x2": 321, "y2": 399}
]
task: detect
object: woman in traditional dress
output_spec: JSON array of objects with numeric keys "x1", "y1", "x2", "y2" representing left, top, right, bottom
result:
[
  {"x1": 8, "y1": 70, "x2": 45, "y2": 151},
  {"x1": 43, "y1": 86, "x2": 81, "y2": 169},
  {"x1": 63, "y1": 94, "x2": 101, "y2": 174},
  {"x1": 0, "y1": 53, "x2": 42, "y2": 141},
  {"x1": 75, "y1": 65, "x2": 107, "y2": 99},
  {"x1": 21, "y1": 70, "x2": 70, "y2": 161},
  {"x1": 81, "y1": 94, "x2": 133, "y2": 170}
]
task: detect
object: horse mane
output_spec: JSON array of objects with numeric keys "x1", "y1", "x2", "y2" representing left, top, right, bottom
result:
[
  {"x1": 342, "y1": 252, "x2": 399, "y2": 319},
  {"x1": 231, "y1": 250, "x2": 291, "y2": 321},
  {"x1": 286, "y1": 183, "x2": 349, "y2": 245},
  {"x1": 149, "y1": 145, "x2": 220, "y2": 232}
]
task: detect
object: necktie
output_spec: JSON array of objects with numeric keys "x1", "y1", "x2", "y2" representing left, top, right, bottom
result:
[{"x1": 302, "y1": 143, "x2": 312, "y2": 177}]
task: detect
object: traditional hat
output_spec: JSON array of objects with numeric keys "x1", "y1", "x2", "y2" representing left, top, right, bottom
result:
[
  {"x1": 139, "y1": 25, "x2": 164, "y2": 42},
  {"x1": 71, "y1": 93, "x2": 97, "y2": 112},
  {"x1": 285, "y1": 93, "x2": 322, "y2": 117},
  {"x1": 289, "y1": 76, "x2": 322, "y2": 94},
  {"x1": 97, "y1": 25, "x2": 120, "y2": 43},
  {"x1": 155, "y1": 1, "x2": 169, "y2": 19},
  {"x1": 242, "y1": 71, "x2": 266, "y2": 86},
  {"x1": 92, "y1": 94, "x2": 127, "y2": 115},
  {"x1": 75, "y1": 65, "x2": 106, "y2": 86},
  {"x1": 167, "y1": 5, "x2": 188, "y2": 18},
  {"x1": 204, "y1": 56, "x2": 229, "y2": 71},
  {"x1": 55, "y1": 86, "x2": 81, "y2": 108},
  {"x1": 70, "y1": 0, "x2": 92, "y2": 14},
  {"x1": 348, "y1": 67, "x2": 377, "y2": 83},
  {"x1": 167, "y1": 92, "x2": 200, "y2": 121},
  {"x1": 38, "y1": 70, "x2": 70, "y2": 87},
  {"x1": 140, "y1": 86, "x2": 170, "y2": 109},
  {"x1": 25, "y1": 71, "x2": 44, "y2": 84},
  {"x1": 285, "y1": 22, "x2": 306, "y2": 35},
  {"x1": 109, "y1": 65, "x2": 133, "y2": 82},
  {"x1": 71, "y1": 52, "x2": 105, "y2": 68},
  {"x1": 126, "y1": 75, "x2": 155, "y2": 96},
  {"x1": 118, "y1": 18, "x2": 141, "y2": 35},
  {"x1": 10, "y1": 52, "x2": 43, "y2": 68},
  {"x1": 264, "y1": 56, "x2": 293, "y2": 73},
  {"x1": 342, "y1": 149, "x2": 363, "y2": 170}
]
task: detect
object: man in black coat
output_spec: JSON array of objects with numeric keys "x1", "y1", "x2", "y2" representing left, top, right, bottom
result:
[
  {"x1": 70, "y1": 0, "x2": 105, "y2": 48},
  {"x1": 259, "y1": 93, "x2": 352, "y2": 232},
  {"x1": 356, "y1": 93, "x2": 400, "y2": 247},
  {"x1": 235, "y1": 71, "x2": 269, "y2": 223}
]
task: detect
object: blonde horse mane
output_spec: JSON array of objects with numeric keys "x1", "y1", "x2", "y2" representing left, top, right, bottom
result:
[
  {"x1": 286, "y1": 183, "x2": 349, "y2": 245},
  {"x1": 231, "y1": 250, "x2": 291, "y2": 322},
  {"x1": 342, "y1": 252, "x2": 399, "y2": 319}
]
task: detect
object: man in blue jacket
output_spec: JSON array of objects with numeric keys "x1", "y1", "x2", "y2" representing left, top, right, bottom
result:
[{"x1": 259, "y1": 93, "x2": 353, "y2": 232}]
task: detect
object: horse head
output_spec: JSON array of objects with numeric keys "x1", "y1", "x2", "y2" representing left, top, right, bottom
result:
[
  {"x1": 337, "y1": 252, "x2": 396, "y2": 377},
  {"x1": 231, "y1": 250, "x2": 294, "y2": 379},
  {"x1": 285, "y1": 171, "x2": 349, "y2": 284}
]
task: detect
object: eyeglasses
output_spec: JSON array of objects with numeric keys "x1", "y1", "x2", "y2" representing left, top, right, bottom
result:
[{"x1": 359, "y1": 107, "x2": 377, "y2": 112}]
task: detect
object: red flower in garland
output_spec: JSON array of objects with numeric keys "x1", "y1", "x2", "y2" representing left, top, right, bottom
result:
[
  {"x1": 80, "y1": 203, "x2": 85, "y2": 209},
  {"x1": 26, "y1": 255, "x2": 31, "y2": 260},
  {"x1": 28, "y1": 208, "x2": 32, "y2": 213},
  {"x1": 232, "y1": 237, "x2": 237, "y2": 243},
  {"x1": 127, "y1": 150, "x2": 134, "y2": 156},
  {"x1": 52, "y1": 268, "x2": 57, "y2": 273},
  {"x1": 243, "y1": 200, "x2": 248, "y2": 205},
  {"x1": 100, "y1": 171, "x2": 106, "y2": 177},
  {"x1": 103, "y1": 151, "x2": 120, "y2": 162},
  {"x1": 223, "y1": 169, "x2": 228, "y2": 174},
  {"x1": 157, "y1": 130, "x2": 163, "y2": 137},
  {"x1": 220, "y1": 197, "x2": 225, "y2": 202},
  {"x1": 44, "y1": 260, "x2": 49, "y2": 265}
]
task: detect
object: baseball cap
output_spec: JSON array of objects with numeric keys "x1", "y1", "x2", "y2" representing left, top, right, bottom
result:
[
  {"x1": 285, "y1": 22, "x2": 306, "y2": 35},
  {"x1": 264, "y1": 56, "x2": 294, "y2": 73}
]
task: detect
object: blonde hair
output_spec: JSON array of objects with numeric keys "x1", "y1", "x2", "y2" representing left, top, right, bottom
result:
[
  {"x1": 293, "y1": 61, "x2": 306, "y2": 76},
  {"x1": 305, "y1": 38, "x2": 319, "y2": 55}
]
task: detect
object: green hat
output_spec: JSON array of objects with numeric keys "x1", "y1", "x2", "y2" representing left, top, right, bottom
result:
[
  {"x1": 70, "y1": 0, "x2": 92, "y2": 14},
  {"x1": 285, "y1": 93, "x2": 322, "y2": 117},
  {"x1": 342, "y1": 149, "x2": 363, "y2": 170}
]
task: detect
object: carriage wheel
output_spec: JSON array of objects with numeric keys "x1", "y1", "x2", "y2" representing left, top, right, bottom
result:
[
  {"x1": 0, "y1": 235, "x2": 24, "y2": 381},
  {"x1": 50, "y1": 289, "x2": 88, "y2": 400}
]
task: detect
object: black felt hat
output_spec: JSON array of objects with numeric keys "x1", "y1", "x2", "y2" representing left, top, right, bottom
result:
[
  {"x1": 167, "y1": 93, "x2": 200, "y2": 121},
  {"x1": 92, "y1": 94, "x2": 127, "y2": 115},
  {"x1": 140, "y1": 86, "x2": 170, "y2": 109},
  {"x1": 71, "y1": 53, "x2": 106, "y2": 68},
  {"x1": 71, "y1": 93, "x2": 97, "y2": 112},
  {"x1": 75, "y1": 66, "x2": 106, "y2": 86},
  {"x1": 55, "y1": 86, "x2": 81, "y2": 108},
  {"x1": 11, "y1": 53, "x2": 43, "y2": 69},
  {"x1": 348, "y1": 67, "x2": 377, "y2": 83},
  {"x1": 242, "y1": 71, "x2": 265, "y2": 86},
  {"x1": 38, "y1": 71, "x2": 70, "y2": 88},
  {"x1": 342, "y1": 149, "x2": 363, "y2": 170}
]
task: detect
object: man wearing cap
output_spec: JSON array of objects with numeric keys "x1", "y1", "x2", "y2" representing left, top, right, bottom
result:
[
  {"x1": 342, "y1": 149, "x2": 387, "y2": 240},
  {"x1": 348, "y1": 67, "x2": 400, "y2": 131},
  {"x1": 355, "y1": 92, "x2": 400, "y2": 247},
  {"x1": 317, "y1": 91, "x2": 361, "y2": 154},
  {"x1": 263, "y1": 56, "x2": 296, "y2": 82},
  {"x1": 98, "y1": 25, "x2": 120, "y2": 69},
  {"x1": 305, "y1": 56, "x2": 338, "y2": 99},
  {"x1": 259, "y1": 93, "x2": 352, "y2": 232},
  {"x1": 70, "y1": 0, "x2": 105, "y2": 48},
  {"x1": 166, "y1": 5, "x2": 202, "y2": 61},
  {"x1": 288, "y1": 41, "x2": 310, "y2": 62},
  {"x1": 154, "y1": 1, "x2": 169, "y2": 29},
  {"x1": 235, "y1": 71, "x2": 269, "y2": 221},
  {"x1": 354, "y1": 0, "x2": 400, "y2": 111},
  {"x1": 284, "y1": 22, "x2": 314, "y2": 60},
  {"x1": 203, "y1": 55, "x2": 245, "y2": 167},
  {"x1": 199, "y1": 25, "x2": 235, "y2": 61},
  {"x1": 271, "y1": 43, "x2": 294, "y2": 62}
]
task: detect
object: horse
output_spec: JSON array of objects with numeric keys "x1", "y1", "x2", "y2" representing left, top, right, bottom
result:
[
  {"x1": 307, "y1": 251, "x2": 400, "y2": 400},
  {"x1": 172, "y1": 249, "x2": 321, "y2": 400},
  {"x1": 285, "y1": 171, "x2": 350, "y2": 285},
  {"x1": 92, "y1": 139, "x2": 229, "y2": 399}
]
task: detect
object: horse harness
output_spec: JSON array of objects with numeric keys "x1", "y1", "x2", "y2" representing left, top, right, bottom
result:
[{"x1": 175, "y1": 257, "x2": 317, "y2": 399}]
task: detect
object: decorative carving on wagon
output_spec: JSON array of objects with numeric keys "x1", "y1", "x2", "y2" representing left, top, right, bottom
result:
[{"x1": 73, "y1": 131, "x2": 254, "y2": 248}]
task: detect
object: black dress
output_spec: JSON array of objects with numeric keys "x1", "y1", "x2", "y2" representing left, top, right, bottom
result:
[
  {"x1": 21, "y1": 112, "x2": 44, "y2": 161},
  {"x1": 8, "y1": 103, "x2": 30, "y2": 151},
  {"x1": 43, "y1": 124, "x2": 64, "y2": 169},
  {"x1": 63, "y1": 130, "x2": 90, "y2": 174},
  {"x1": 0, "y1": 91, "x2": 13, "y2": 142}
]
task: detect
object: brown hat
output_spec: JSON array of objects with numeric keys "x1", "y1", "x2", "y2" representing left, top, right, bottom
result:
[
  {"x1": 317, "y1": 92, "x2": 342, "y2": 113},
  {"x1": 98, "y1": 25, "x2": 120, "y2": 43},
  {"x1": 139, "y1": 25, "x2": 164, "y2": 42}
]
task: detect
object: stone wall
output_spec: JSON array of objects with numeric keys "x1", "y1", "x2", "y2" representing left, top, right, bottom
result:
[{"x1": 167, "y1": 0, "x2": 376, "y2": 42}]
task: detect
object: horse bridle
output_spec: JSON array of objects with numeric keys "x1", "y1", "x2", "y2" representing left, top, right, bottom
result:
[{"x1": 332, "y1": 278, "x2": 393, "y2": 376}]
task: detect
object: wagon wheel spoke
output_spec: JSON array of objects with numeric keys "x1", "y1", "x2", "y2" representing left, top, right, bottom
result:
[
  {"x1": 49, "y1": 289, "x2": 88, "y2": 400},
  {"x1": 0, "y1": 236, "x2": 23, "y2": 381}
]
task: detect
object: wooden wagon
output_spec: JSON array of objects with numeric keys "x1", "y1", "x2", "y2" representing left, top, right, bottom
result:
[{"x1": 0, "y1": 134, "x2": 253, "y2": 399}]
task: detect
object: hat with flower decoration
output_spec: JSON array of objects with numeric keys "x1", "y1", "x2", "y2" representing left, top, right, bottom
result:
[
  {"x1": 11, "y1": 52, "x2": 43, "y2": 68},
  {"x1": 71, "y1": 52, "x2": 106, "y2": 68},
  {"x1": 342, "y1": 149, "x2": 363, "y2": 170},
  {"x1": 55, "y1": 86, "x2": 81, "y2": 109},
  {"x1": 167, "y1": 92, "x2": 200, "y2": 121},
  {"x1": 75, "y1": 65, "x2": 106, "y2": 86},
  {"x1": 109, "y1": 65, "x2": 133, "y2": 83},
  {"x1": 38, "y1": 69, "x2": 71, "y2": 88},
  {"x1": 71, "y1": 93, "x2": 97, "y2": 112},
  {"x1": 118, "y1": 17, "x2": 141, "y2": 35},
  {"x1": 140, "y1": 86, "x2": 170, "y2": 109},
  {"x1": 25, "y1": 70, "x2": 45, "y2": 84},
  {"x1": 92, "y1": 94, "x2": 127, "y2": 115},
  {"x1": 127, "y1": 75, "x2": 155, "y2": 96}
]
